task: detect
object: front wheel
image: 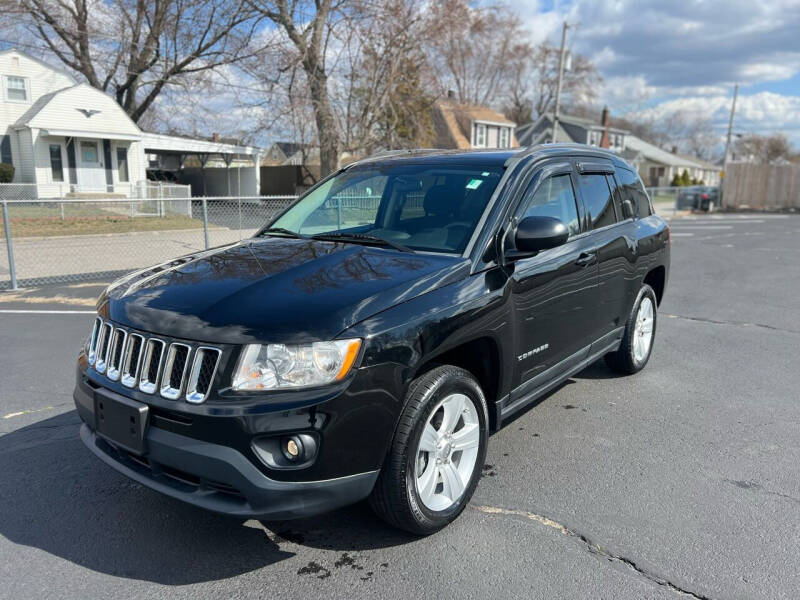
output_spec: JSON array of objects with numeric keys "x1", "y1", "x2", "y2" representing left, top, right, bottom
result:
[
  {"x1": 605, "y1": 284, "x2": 658, "y2": 374},
  {"x1": 369, "y1": 366, "x2": 488, "y2": 535}
]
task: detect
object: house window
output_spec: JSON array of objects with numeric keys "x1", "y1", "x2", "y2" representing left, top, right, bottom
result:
[
  {"x1": 81, "y1": 141, "x2": 99, "y2": 163},
  {"x1": 474, "y1": 124, "x2": 486, "y2": 148},
  {"x1": 116, "y1": 147, "x2": 129, "y2": 182},
  {"x1": 0, "y1": 135, "x2": 12, "y2": 165},
  {"x1": 5, "y1": 76, "x2": 28, "y2": 102},
  {"x1": 499, "y1": 127, "x2": 510, "y2": 148},
  {"x1": 49, "y1": 144, "x2": 64, "y2": 182}
]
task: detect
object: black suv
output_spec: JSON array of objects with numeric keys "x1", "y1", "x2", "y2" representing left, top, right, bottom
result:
[{"x1": 74, "y1": 144, "x2": 669, "y2": 534}]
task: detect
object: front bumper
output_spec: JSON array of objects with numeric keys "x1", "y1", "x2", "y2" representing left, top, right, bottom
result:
[{"x1": 79, "y1": 422, "x2": 378, "y2": 520}]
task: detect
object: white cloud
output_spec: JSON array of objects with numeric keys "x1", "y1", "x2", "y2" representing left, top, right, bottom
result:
[{"x1": 627, "y1": 92, "x2": 800, "y2": 143}]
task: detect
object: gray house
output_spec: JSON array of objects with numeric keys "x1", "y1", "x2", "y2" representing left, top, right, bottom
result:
[{"x1": 516, "y1": 111, "x2": 720, "y2": 187}]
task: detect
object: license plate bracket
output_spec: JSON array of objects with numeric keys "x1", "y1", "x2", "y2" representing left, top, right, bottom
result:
[{"x1": 94, "y1": 389, "x2": 149, "y2": 455}]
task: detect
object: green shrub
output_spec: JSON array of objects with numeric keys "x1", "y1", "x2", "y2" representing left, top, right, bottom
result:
[{"x1": 0, "y1": 163, "x2": 13, "y2": 183}]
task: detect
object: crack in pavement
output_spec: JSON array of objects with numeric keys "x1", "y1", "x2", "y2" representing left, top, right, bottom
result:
[
  {"x1": 663, "y1": 313, "x2": 799, "y2": 335},
  {"x1": 724, "y1": 479, "x2": 800, "y2": 506},
  {"x1": 472, "y1": 505, "x2": 714, "y2": 599}
]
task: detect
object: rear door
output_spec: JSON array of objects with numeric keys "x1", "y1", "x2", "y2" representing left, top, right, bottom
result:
[
  {"x1": 574, "y1": 160, "x2": 638, "y2": 340},
  {"x1": 508, "y1": 160, "x2": 599, "y2": 397}
]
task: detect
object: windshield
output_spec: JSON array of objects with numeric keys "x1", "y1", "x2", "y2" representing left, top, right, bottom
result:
[{"x1": 268, "y1": 162, "x2": 505, "y2": 253}]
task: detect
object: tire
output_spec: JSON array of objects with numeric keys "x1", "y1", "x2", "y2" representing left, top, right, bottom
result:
[
  {"x1": 605, "y1": 284, "x2": 658, "y2": 374},
  {"x1": 369, "y1": 365, "x2": 489, "y2": 535}
]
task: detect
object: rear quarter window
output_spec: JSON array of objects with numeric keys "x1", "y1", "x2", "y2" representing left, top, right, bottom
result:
[
  {"x1": 577, "y1": 173, "x2": 616, "y2": 229},
  {"x1": 616, "y1": 168, "x2": 652, "y2": 217}
]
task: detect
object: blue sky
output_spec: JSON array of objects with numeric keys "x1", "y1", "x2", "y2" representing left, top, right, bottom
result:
[{"x1": 507, "y1": 0, "x2": 800, "y2": 144}]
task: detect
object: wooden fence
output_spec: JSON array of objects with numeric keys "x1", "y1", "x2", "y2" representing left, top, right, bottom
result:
[{"x1": 722, "y1": 163, "x2": 800, "y2": 209}]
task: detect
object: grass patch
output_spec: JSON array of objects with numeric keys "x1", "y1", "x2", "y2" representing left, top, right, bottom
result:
[{"x1": 1, "y1": 213, "x2": 205, "y2": 238}]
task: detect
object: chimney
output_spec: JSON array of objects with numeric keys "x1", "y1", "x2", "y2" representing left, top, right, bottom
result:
[
  {"x1": 212, "y1": 132, "x2": 219, "y2": 142},
  {"x1": 671, "y1": 145, "x2": 678, "y2": 155},
  {"x1": 599, "y1": 106, "x2": 611, "y2": 149}
]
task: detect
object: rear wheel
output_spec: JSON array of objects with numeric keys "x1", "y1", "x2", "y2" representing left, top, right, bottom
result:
[
  {"x1": 369, "y1": 366, "x2": 488, "y2": 535},
  {"x1": 605, "y1": 284, "x2": 658, "y2": 374}
]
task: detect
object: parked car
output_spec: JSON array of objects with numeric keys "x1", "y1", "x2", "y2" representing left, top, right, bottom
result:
[
  {"x1": 677, "y1": 185, "x2": 719, "y2": 211},
  {"x1": 74, "y1": 144, "x2": 670, "y2": 534}
]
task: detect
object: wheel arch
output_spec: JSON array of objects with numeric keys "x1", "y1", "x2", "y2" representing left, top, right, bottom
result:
[
  {"x1": 643, "y1": 265, "x2": 666, "y2": 306},
  {"x1": 410, "y1": 335, "x2": 505, "y2": 431}
]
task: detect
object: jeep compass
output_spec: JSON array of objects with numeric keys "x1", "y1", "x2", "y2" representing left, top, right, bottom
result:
[{"x1": 74, "y1": 144, "x2": 670, "y2": 534}]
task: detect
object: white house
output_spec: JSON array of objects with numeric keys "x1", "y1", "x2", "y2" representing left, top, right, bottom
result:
[{"x1": 0, "y1": 48, "x2": 262, "y2": 198}]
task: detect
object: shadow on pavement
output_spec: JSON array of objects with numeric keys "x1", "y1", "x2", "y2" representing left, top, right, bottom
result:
[{"x1": 0, "y1": 410, "x2": 413, "y2": 585}]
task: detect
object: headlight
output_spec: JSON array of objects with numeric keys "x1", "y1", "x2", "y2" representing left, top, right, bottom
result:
[{"x1": 232, "y1": 339, "x2": 362, "y2": 391}]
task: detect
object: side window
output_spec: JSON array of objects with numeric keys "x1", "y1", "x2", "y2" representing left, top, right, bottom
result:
[
  {"x1": 616, "y1": 168, "x2": 652, "y2": 217},
  {"x1": 578, "y1": 173, "x2": 616, "y2": 229},
  {"x1": 606, "y1": 174, "x2": 625, "y2": 220},
  {"x1": 518, "y1": 173, "x2": 580, "y2": 237}
]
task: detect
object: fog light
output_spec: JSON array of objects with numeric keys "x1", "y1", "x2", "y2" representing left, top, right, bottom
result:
[{"x1": 282, "y1": 436, "x2": 303, "y2": 462}]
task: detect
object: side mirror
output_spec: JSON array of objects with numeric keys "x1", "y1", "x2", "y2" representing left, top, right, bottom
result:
[
  {"x1": 507, "y1": 216, "x2": 569, "y2": 260},
  {"x1": 621, "y1": 199, "x2": 634, "y2": 219}
]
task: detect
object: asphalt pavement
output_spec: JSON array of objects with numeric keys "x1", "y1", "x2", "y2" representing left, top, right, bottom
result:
[{"x1": 1, "y1": 212, "x2": 799, "y2": 600}]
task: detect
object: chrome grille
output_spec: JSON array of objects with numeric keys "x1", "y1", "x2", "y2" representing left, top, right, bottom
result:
[
  {"x1": 95, "y1": 322, "x2": 113, "y2": 373},
  {"x1": 186, "y1": 347, "x2": 222, "y2": 404},
  {"x1": 88, "y1": 317, "x2": 101, "y2": 365},
  {"x1": 138, "y1": 339, "x2": 165, "y2": 394},
  {"x1": 86, "y1": 318, "x2": 221, "y2": 403},
  {"x1": 160, "y1": 343, "x2": 191, "y2": 400},
  {"x1": 121, "y1": 334, "x2": 144, "y2": 388},
  {"x1": 106, "y1": 328, "x2": 127, "y2": 381}
]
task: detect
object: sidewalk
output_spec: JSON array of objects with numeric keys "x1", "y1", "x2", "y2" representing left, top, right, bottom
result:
[{"x1": 1, "y1": 227, "x2": 258, "y2": 287}]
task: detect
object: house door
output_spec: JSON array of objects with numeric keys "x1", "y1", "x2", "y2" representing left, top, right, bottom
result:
[{"x1": 78, "y1": 140, "x2": 106, "y2": 189}]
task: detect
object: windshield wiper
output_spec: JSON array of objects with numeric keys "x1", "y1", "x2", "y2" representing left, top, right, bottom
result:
[
  {"x1": 311, "y1": 232, "x2": 413, "y2": 253},
  {"x1": 258, "y1": 227, "x2": 307, "y2": 239}
]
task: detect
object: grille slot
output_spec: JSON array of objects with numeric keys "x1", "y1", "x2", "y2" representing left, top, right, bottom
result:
[
  {"x1": 121, "y1": 334, "x2": 144, "y2": 388},
  {"x1": 106, "y1": 328, "x2": 127, "y2": 381},
  {"x1": 185, "y1": 347, "x2": 221, "y2": 404},
  {"x1": 95, "y1": 322, "x2": 113, "y2": 373},
  {"x1": 160, "y1": 343, "x2": 191, "y2": 400},
  {"x1": 138, "y1": 339, "x2": 165, "y2": 394},
  {"x1": 88, "y1": 317, "x2": 102, "y2": 365}
]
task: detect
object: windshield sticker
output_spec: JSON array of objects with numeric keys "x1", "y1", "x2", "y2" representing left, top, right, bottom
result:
[{"x1": 466, "y1": 179, "x2": 483, "y2": 190}]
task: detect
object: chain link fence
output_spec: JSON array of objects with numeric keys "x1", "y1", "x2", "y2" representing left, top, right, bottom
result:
[{"x1": 0, "y1": 195, "x2": 297, "y2": 290}]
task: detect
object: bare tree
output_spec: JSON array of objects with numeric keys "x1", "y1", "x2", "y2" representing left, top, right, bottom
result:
[
  {"x1": 246, "y1": 0, "x2": 343, "y2": 175},
  {"x1": 424, "y1": 0, "x2": 529, "y2": 107},
  {"x1": 734, "y1": 133, "x2": 794, "y2": 164},
  {"x1": 503, "y1": 43, "x2": 600, "y2": 124},
  {"x1": 11, "y1": 0, "x2": 263, "y2": 123},
  {"x1": 334, "y1": 0, "x2": 435, "y2": 155}
]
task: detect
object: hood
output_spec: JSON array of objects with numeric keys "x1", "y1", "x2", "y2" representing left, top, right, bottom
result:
[{"x1": 99, "y1": 237, "x2": 468, "y2": 343}]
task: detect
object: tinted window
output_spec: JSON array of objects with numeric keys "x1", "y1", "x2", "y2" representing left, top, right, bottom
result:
[
  {"x1": 579, "y1": 173, "x2": 616, "y2": 229},
  {"x1": 606, "y1": 174, "x2": 625, "y2": 219},
  {"x1": 616, "y1": 168, "x2": 652, "y2": 217},
  {"x1": 518, "y1": 173, "x2": 580, "y2": 236}
]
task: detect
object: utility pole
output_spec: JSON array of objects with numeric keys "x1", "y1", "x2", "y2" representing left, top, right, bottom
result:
[
  {"x1": 722, "y1": 83, "x2": 738, "y2": 165},
  {"x1": 551, "y1": 21, "x2": 569, "y2": 143},
  {"x1": 720, "y1": 83, "x2": 738, "y2": 209}
]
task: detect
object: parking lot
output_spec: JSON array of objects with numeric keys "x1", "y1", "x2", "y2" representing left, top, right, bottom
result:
[{"x1": 1, "y1": 212, "x2": 799, "y2": 600}]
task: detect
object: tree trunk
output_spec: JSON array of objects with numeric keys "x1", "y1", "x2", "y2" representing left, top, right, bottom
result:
[{"x1": 304, "y1": 57, "x2": 339, "y2": 176}]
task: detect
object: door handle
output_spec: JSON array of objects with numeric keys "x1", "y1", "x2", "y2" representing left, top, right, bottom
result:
[{"x1": 575, "y1": 252, "x2": 597, "y2": 267}]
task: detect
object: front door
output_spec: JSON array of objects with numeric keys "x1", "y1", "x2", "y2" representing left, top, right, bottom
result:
[
  {"x1": 507, "y1": 162, "x2": 599, "y2": 404},
  {"x1": 78, "y1": 140, "x2": 106, "y2": 189}
]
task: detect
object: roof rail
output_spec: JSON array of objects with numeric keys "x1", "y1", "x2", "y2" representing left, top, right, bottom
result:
[{"x1": 504, "y1": 142, "x2": 625, "y2": 167}]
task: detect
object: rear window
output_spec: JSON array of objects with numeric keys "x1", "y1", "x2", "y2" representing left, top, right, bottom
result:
[{"x1": 616, "y1": 168, "x2": 652, "y2": 217}]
